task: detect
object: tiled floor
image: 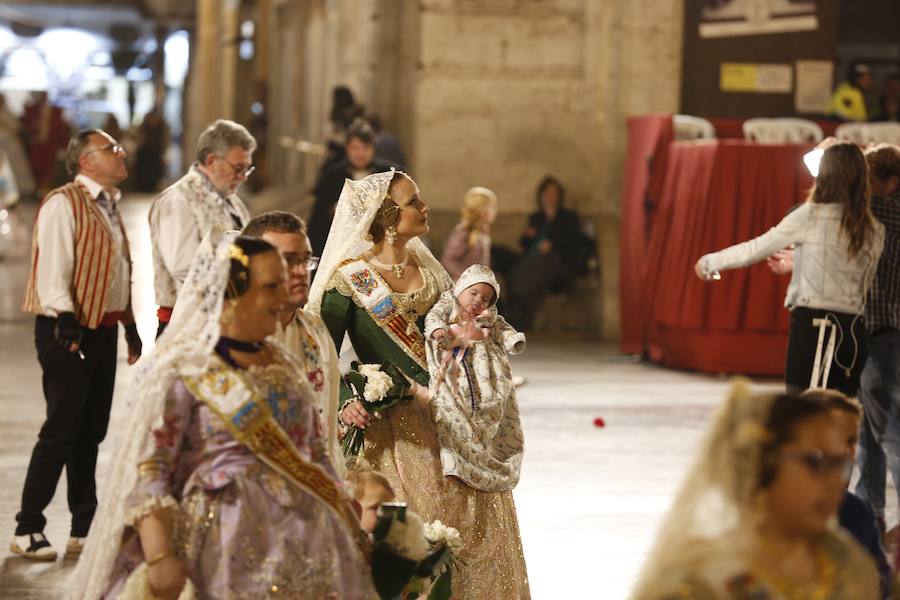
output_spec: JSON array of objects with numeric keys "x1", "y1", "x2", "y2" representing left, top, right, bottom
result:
[{"x1": 0, "y1": 196, "x2": 890, "y2": 599}]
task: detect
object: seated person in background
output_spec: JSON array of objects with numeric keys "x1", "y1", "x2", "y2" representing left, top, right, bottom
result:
[
  {"x1": 347, "y1": 469, "x2": 396, "y2": 533},
  {"x1": 441, "y1": 186, "x2": 497, "y2": 281},
  {"x1": 630, "y1": 383, "x2": 880, "y2": 600},
  {"x1": 506, "y1": 175, "x2": 589, "y2": 330},
  {"x1": 801, "y1": 389, "x2": 892, "y2": 600},
  {"x1": 829, "y1": 62, "x2": 873, "y2": 122},
  {"x1": 308, "y1": 119, "x2": 398, "y2": 255}
]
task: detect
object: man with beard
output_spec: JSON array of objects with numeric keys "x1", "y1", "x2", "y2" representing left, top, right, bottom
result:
[{"x1": 150, "y1": 119, "x2": 256, "y2": 336}]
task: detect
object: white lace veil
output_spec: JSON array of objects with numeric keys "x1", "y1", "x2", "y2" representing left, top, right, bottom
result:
[
  {"x1": 67, "y1": 229, "x2": 238, "y2": 599},
  {"x1": 307, "y1": 169, "x2": 452, "y2": 315},
  {"x1": 629, "y1": 380, "x2": 778, "y2": 599}
]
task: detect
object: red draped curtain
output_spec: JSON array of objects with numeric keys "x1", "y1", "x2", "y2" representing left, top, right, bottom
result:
[{"x1": 620, "y1": 115, "x2": 816, "y2": 375}]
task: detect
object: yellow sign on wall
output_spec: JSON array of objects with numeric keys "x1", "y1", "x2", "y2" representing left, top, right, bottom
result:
[{"x1": 720, "y1": 62, "x2": 793, "y2": 93}]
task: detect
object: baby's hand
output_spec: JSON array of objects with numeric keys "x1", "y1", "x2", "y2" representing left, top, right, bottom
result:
[{"x1": 432, "y1": 328, "x2": 447, "y2": 340}]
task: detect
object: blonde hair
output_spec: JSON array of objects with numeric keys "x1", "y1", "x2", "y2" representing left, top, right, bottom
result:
[
  {"x1": 345, "y1": 469, "x2": 395, "y2": 501},
  {"x1": 460, "y1": 186, "x2": 498, "y2": 246}
]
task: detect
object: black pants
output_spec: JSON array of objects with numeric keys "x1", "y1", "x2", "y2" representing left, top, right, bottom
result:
[
  {"x1": 505, "y1": 251, "x2": 570, "y2": 330},
  {"x1": 785, "y1": 306, "x2": 867, "y2": 397},
  {"x1": 15, "y1": 316, "x2": 118, "y2": 537}
]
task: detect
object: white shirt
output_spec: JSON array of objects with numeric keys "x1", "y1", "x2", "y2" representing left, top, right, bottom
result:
[
  {"x1": 149, "y1": 165, "x2": 249, "y2": 306},
  {"x1": 150, "y1": 191, "x2": 201, "y2": 292},
  {"x1": 35, "y1": 174, "x2": 130, "y2": 317}
]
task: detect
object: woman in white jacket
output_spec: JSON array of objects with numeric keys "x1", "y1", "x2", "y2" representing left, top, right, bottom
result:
[{"x1": 695, "y1": 142, "x2": 884, "y2": 396}]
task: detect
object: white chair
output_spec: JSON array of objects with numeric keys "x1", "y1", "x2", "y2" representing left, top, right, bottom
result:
[
  {"x1": 860, "y1": 123, "x2": 900, "y2": 145},
  {"x1": 743, "y1": 118, "x2": 824, "y2": 144},
  {"x1": 835, "y1": 122, "x2": 868, "y2": 145},
  {"x1": 673, "y1": 114, "x2": 716, "y2": 141}
]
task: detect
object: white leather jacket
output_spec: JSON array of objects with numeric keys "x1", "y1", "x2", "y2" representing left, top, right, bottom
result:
[{"x1": 698, "y1": 202, "x2": 885, "y2": 315}]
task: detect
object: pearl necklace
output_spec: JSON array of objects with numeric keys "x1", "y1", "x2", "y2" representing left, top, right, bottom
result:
[{"x1": 367, "y1": 250, "x2": 409, "y2": 278}]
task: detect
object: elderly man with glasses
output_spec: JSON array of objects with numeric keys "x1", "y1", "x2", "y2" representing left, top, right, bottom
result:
[
  {"x1": 241, "y1": 210, "x2": 344, "y2": 473},
  {"x1": 14, "y1": 129, "x2": 142, "y2": 560},
  {"x1": 149, "y1": 119, "x2": 256, "y2": 336}
]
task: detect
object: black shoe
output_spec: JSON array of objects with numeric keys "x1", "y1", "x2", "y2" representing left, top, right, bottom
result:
[{"x1": 9, "y1": 532, "x2": 57, "y2": 561}]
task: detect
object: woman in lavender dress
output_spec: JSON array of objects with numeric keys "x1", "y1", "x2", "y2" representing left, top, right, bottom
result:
[{"x1": 68, "y1": 233, "x2": 375, "y2": 599}]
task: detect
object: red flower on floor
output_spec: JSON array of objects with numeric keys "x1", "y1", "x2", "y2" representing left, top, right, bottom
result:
[{"x1": 593, "y1": 417, "x2": 606, "y2": 428}]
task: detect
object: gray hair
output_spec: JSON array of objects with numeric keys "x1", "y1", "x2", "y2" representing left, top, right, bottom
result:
[
  {"x1": 65, "y1": 129, "x2": 103, "y2": 175},
  {"x1": 195, "y1": 119, "x2": 257, "y2": 164}
]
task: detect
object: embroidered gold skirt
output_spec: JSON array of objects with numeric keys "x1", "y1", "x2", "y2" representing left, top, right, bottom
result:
[{"x1": 363, "y1": 397, "x2": 531, "y2": 599}]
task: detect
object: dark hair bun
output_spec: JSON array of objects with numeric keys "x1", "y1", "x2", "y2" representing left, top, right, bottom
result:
[{"x1": 225, "y1": 236, "x2": 277, "y2": 299}]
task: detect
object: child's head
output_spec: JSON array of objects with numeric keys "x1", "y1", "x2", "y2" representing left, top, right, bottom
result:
[
  {"x1": 461, "y1": 186, "x2": 498, "y2": 229},
  {"x1": 800, "y1": 388, "x2": 862, "y2": 462},
  {"x1": 347, "y1": 469, "x2": 396, "y2": 532},
  {"x1": 458, "y1": 283, "x2": 495, "y2": 318},
  {"x1": 454, "y1": 264, "x2": 500, "y2": 318}
]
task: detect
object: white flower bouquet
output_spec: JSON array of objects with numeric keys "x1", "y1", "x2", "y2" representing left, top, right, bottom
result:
[
  {"x1": 340, "y1": 361, "x2": 413, "y2": 457},
  {"x1": 371, "y1": 504, "x2": 460, "y2": 600}
]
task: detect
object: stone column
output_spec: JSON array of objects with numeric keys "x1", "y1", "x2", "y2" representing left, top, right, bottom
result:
[{"x1": 185, "y1": 0, "x2": 241, "y2": 159}]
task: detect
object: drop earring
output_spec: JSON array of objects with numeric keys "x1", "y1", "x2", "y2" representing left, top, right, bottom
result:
[
  {"x1": 222, "y1": 299, "x2": 238, "y2": 324},
  {"x1": 385, "y1": 226, "x2": 398, "y2": 246}
]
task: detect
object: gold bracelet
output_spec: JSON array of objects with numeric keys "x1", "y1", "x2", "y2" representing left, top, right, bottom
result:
[{"x1": 146, "y1": 549, "x2": 173, "y2": 567}]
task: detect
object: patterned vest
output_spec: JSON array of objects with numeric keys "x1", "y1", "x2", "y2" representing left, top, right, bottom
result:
[{"x1": 22, "y1": 182, "x2": 130, "y2": 328}]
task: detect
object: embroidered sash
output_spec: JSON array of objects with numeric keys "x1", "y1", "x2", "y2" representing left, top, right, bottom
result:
[
  {"x1": 182, "y1": 363, "x2": 360, "y2": 537},
  {"x1": 338, "y1": 259, "x2": 428, "y2": 369}
]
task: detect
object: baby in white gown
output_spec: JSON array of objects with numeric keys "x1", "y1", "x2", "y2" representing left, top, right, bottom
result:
[{"x1": 424, "y1": 264, "x2": 526, "y2": 492}]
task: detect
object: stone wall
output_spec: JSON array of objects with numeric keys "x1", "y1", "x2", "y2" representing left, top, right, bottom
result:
[
  {"x1": 242, "y1": 0, "x2": 685, "y2": 339},
  {"x1": 410, "y1": 0, "x2": 684, "y2": 338}
]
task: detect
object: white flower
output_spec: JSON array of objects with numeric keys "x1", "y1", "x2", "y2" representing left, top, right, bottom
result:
[
  {"x1": 384, "y1": 510, "x2": 430, "y2": 561},
  {"x1": 359, "y1": 364, "x2": 393, "y2": 403},
  {"x1": 423, "y1": 519, "x2": 462, "y2": 553},
  {"x1": 358, "y1": 363, "x2": 382, "y2": 378}
]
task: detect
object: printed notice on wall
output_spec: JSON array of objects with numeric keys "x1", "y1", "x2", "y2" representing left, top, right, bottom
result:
[
  {"x1": 720, "y1": 63, "x2": 793, "y2": 93},
  {"x1": 795, "y1": 60, "x2": 834, "y2": 114}
]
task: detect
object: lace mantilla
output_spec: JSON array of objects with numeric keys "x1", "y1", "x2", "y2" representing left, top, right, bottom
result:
[{"x1": 306, "y1": 169, "x2": 452, "y2": 316}]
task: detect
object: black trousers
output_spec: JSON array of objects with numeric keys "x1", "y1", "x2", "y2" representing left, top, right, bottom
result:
[
  {"x1": 505, "y1": 250, "x2": 570, "y2": 330},
  {"x1": 785, "y1": 306, "x2": 868, "y2": 397},
  {"x1": 15, "y1": 316, "x2": 118, "y2": 537}
]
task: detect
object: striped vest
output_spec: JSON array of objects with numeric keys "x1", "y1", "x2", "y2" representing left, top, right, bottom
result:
[{"x1": 22, "y1": 182, "x2": 130, "y2": 329}]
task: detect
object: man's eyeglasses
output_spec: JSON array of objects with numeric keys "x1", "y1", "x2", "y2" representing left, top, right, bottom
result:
[
  {"x1": 84, "y1": 143, "x2": 126, "y2": 157},
  {"x1": 221, "y1": 157, "x2": 255, "y2": 178},
  {"x1": 284, "y1": 255, "x2": 320, "y2": 271}
]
